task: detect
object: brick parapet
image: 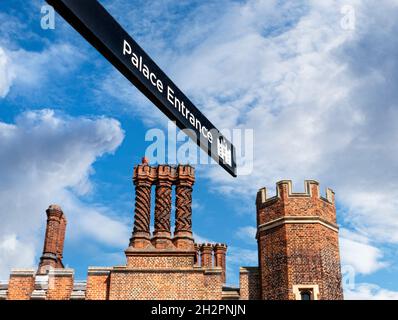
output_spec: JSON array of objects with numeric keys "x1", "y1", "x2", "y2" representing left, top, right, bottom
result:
[
  {"x1": 46, "y1": 268, "x2": 74, "y2": 300},
  {"x1": 125, "y1": 250, "x2": 196, "y2": 269},
  {"x1": 239, "y1": 267, "x2": 261, "y2": 300},
  {"x1": 108, "y1": 266, "x2": 222, "y2": 300},
  {"x1": 86, "y1": 267, "x2": 111, "y2": 300},
  {"x1": 6, "y1": 269, "x2": 35, "y2": 300}
]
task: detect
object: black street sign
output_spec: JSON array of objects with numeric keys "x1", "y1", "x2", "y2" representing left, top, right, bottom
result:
[{"x1": 46, "y1": 0, "x2": 237, "y2": 177}]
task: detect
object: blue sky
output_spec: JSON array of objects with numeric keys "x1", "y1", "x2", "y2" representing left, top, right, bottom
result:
[{"x1": 1, "y1": 0, "x2": 398, "y2": 299}]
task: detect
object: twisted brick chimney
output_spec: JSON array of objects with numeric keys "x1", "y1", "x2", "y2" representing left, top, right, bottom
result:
[
  {"x1": 38, "y1": 204, "x2": 67, "y2": 274},
  {"x1": 129, "y1": 157, "x2": 156, "y2": 249},
  {"x1": 124, "y1": 158, "x2": 228, "y2": 286},
  {"x1": 128, "y1": 158, "x2": 195, "y2": 250}
]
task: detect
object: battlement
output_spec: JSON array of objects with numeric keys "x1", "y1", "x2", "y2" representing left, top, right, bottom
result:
[{"x1": 256, "y1": 180, "x2": 335, "y2": 208}]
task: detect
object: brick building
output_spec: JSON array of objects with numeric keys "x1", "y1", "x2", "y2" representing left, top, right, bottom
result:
[{"x1": 1, "y1": 159, "x2": 343, "y2": 300}]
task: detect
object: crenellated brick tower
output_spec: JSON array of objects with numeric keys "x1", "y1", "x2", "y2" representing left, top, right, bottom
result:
[{"x1": 255, "y1": 180, "x2": 343, "y2": 300}]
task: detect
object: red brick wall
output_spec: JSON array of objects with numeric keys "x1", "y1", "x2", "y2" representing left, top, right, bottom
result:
[
  {"x1": 108, "y1": 267, "x2": 223, "y2": 300},
  {"x1": 126, "y1": 253, "x2": 195, "y2": 269},
  {"x1": 284, "y1": 223, "x2": 342, "y2": 299},
  {"x1": 46, "y1": 269, "x2": 74, "y2": 300},
  {"x1": 7, "y1": 270, "x2": 35, "y2": 300},
  {"x1": 239, "y1": 267, "x2": 261, "y2": 300},
  {"x1": 86, "y1": 268, "x2": 111, "y2": 300},
  {"x1": 258, "y1": 225, "x2": 290, "y2": 299}
]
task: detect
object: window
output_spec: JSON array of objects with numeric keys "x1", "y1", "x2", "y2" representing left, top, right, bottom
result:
[
  {"x1": 300, "y1": 290, "x2": 312, "y2": 300},
  {"x1": 292, "y1": 284, "x2": 319, "y2": 300}
]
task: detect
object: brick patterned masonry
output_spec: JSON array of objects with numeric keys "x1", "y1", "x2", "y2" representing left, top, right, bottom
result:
[{"x1": 3, "y1": 160, "x2": 343, "y2": 300}]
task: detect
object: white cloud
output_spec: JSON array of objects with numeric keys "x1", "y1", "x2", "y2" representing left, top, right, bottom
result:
[
  {"x1": 192, "y1": 232, "x2": 212, "y2": 245},
  {"x1": 10, "y1": 43, "x2": 85, "y2": 88},
  {"x1": 227, "y1": 246, "x2": 258, "y2": 286},
  {"x1": 340, "y1": 229, "x2": 388, "y2": 274},
  {"x1": 72, "y1": 206, "x2": 129, "y2": 247},
  {"x1": 0, "y1": 47, "x2": 14, "y2": 98},
  {"x1": 0, "y1": 42, "x2": 86, "y2": 99},
  {"x1": 342, "y1": 191, "x2": 398, "y2": 244},
  {"x1": 152, "y1": 0, "x2": 398, "y2": 256},
  {"x1": 235, "y1": 226, "x2": 257, "y2": 244},
  {"x1": 227, "y1": 246, "x2": 258, "y2": 266},
  {"x1": 0, "y1": 234, "x2": 35, "y2": 277},
  {"x1": 0, "y1": 109, "x2": 125, "y2": 279},
  {"x1": 345, "y1": 283, "x2": 398, "y2": 300},
  {"x1": 129, "y1": 0, "x2": 398, "y2": 256}
]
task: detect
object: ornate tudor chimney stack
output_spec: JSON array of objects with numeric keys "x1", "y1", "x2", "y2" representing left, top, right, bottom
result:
[
  {"x1": 38, "y1": 205, "x2": 67, "y2": 274},
  {"x1": 128, "y1": 158, "x2": 196, "y2": 252},
  {"x1": 123, "y1": 159, "x2": 228, "y2": 288},
  {"x1": 126, "y1": 159, "x2": 198, "y2": 268}
]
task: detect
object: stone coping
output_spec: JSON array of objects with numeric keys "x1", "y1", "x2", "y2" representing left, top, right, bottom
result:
[
  {"x1": 239, "y1": 267, "x2": 259, "y2": 273},
  {"x1": 222, "y1": 286, "x2": 240, "y2": 292},
  {"x1": 110, "y1": 266, "x2": 223, "y2": 274},
  {"x1": 125, "y1": 248, "x2": 196, "y2": 256},
  {"x1": 87, "y1": 267, "x2": 112, "y2": 275},
  {"x1": 47, "y1": 268, "x2": 74, "y2": 276},
  {"x1": 73, "y1": 281, "x2": 87, "y2": 290},
  {"x1": 0, "y1": 281, "x2": 8, "y2": 289},
  {"x1": 10, "y1": 269, "x2": 35, "y2": 276}
]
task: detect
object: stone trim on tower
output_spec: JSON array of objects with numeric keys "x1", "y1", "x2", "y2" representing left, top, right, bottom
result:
[{"x1": 257, "y1": 216, "x2": 339, "y2": 235}]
